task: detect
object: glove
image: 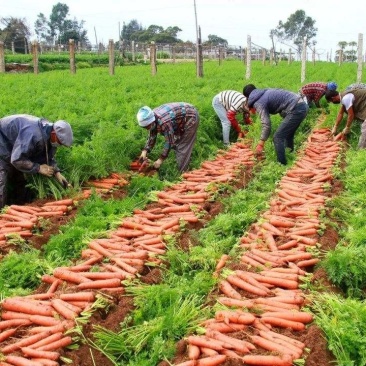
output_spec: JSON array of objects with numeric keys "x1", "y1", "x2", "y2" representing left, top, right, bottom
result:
[
  {"x1": 39, "y1": 164, "x2": 55, "y2": 177},
  {"x1": 55, "y1": 172, "x2": 70, "y2": 189},
  {"x1": 139, "y1": 150, "x2": 147, "y2": 163},
  {"x1": 153, "y1": 158, "x2": 163, "y2": 169},
  {"x1": 244, "y1": 117, "x2": 253, "y2": 125},
  {"x1": 255, "y1": 144, "x2": 264, "y2": 155},
  {"x1": 331, "y1": 126, "x2": 337, "y2": 135},
  {"x1": 342, "y1": 126, "x2": 351, "y2": 135}
]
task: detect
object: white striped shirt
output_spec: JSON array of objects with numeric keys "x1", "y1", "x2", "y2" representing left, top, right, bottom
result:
[{"x1": 218, "y1": 90, "x2": 247, "y2": 112}]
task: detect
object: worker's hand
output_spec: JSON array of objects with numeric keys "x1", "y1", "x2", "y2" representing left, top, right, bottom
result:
[
  {"x1": 331, "y1": 126, "x2": 337, "y2": 135},
  {"x1": 255, "y1": 143, "x2": 264, "y2": 155},
  {"x1": 55, "y1": 172, "x2": 70, "y2": 189},
  {"x1": 39, "y1": 164, "x2": 55, "y2": 177},
  {"x1": 139, "y1": 150, "x2": 147, "y2": 163},
  {"x1": 238, "y1": 131, "x2": 245, "y2": 139},
  {"x1": 153, "y1": 158, "x2": 163, "y2": 169},
  {"x1": 342, "y1": 126, "x2": 351, "y2": 135}
]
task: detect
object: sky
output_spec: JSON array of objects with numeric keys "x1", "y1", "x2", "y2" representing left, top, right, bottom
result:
[{"x1": 2, "y1": 0, "x2": 365, "y2": 60}]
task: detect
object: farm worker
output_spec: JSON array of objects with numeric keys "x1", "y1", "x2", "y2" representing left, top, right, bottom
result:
[
  {"x1": 243, "y1": 84, "x2": 309, "y2": 165},
  {"x1": 137, "y1": 102, "x2": 199, "y2": 172},
  {"x1": 0, "y1": 114, "x2": 73, "y2": 208},
  {"x1": 345, "y1": 83, "x2": 366, "y2": 92},
  {"x1": 299, "y1": 81, "x2": 337, "y2": 107},
  {"x1": 212, "y1": 90, "x2": 252, "y2": 145},
  {"x1": 325, "y1": 89, "x2": 366, "y2": 147}
]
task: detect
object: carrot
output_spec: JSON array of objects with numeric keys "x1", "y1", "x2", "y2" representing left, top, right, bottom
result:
[
  {"x1": 0, "y1": 328, "x2": 17, "y2": 342},
  {"x1": 44, "y1": 199, "x2": 74, "y2": 206},
  {"x1": 9, "y1": 204, "x2": 41, "y2": 214},
  {"x1": 29, "y1": 360, "x2": 59, "y2": 366},
  {"x1": 240, "y1": 254, "x2": 265, "y2": 269},
  {"x1": 196, "y1": 355, "x2": 227, "y2": 365},
  {"x1": 35, "y1": 211, "x2": 65, "y2": 217},
  {"x1": 1, "y1": 330, "x2": 53, "y2": 354},
  {"x1": 261, "y1": 311, "x2": 313, "y2": 323},
  {"x1": 47, "y1": 279, "x2": 62, "y2": 294},
  {"x1": 205, "y1": 322, "x2": 247, "y2": 333},
  {"x1": 254, "y1": 298, "x2": 299, "y2": 310},
  {"x1": 200, "y1": 347, "x2": 219, "y2": 357},
  {"x1": 260, "y1": 316, "x2": 305, "y2": 331},
  {"x1": 296, "y1": 258, "x2": 320, "y2": 267},
  {"x1": 214, "y1": 254, "x2": 229, "y2": 274},
  {"x1": 206, "y1": 329, "x2": 250, "y2": 354},
  {"x1": 77, "y1": 278, "x2": 122, "y2": 289},
  {"x1": 0, "y1": 319, "x2": 32, "y2": 330},
  {"x1": 251, "y1": 334, "x2": 301, "y2": 358},
  {"x1": 217, "y1": 297, "x2": 254, "y2": 309},
  {"x1": 79, "y1": 271, "x2": 125, "y2": 280},
  {"x1": 51, "y1": 299, "x2": 79, "y2": 320},
  {"x1": 218, "y1": 280, "x2": 242, "y2": 299},
  {"x1": 242, "y1": 354, "x2": 293, "y2": 366},
  {"x1": 4, "y1": 356, "x2": 43, "y2": 366},
  {"x1": 28, "y1": 315, "x2": 61, "y2": 327},
  {"x1": 3, "y1": 220, "x2": 35, "y2": 229},
  {"x1": 21, "y1": 346, "x2": 60, "y2": 361},
  {"x1": 27, "y1": 320, "x2": 74, "y2": 334},
  {"x1": 249, "y1": 273, "x2": 298, "y2": 290},
  {"x1": 261, "y1": 222, "x2": 284, "y2": 236},
  {"x1": 111, "y1": 257, "x2": 139, "y2": 274},
  {"x1": 113, "y1": 228, "x2": 145, "y2": 238},
  {"x1": 36, "y1": 336, "x2": 73, "y2": 351},
  {"x1": 186, "y1": 335, "x2": 224, "y2": 351},
  {"x1": 53, "y1": 267, "x2": 91, "y2": 284},
  {"x1": 188, "y1": 343, "x2": 201, "y2": 360},
  {"x1": 1, "y1": 298, "x2": 55, "y2": 317},
  {"x1": 215, "y1": 310, "x2": 255, "y2": 325},
  {"x1": 60, "y1": 292, "x2": 95, "y2": 302},
  {"x1": 226, "y1": 274, "x2": 269, "y2": 296},
  {"x1": 266, "y1": 330, "x2": 306, "y2": 349}
]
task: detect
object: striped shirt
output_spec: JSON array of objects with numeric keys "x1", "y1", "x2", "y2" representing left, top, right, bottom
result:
[
  {"x1": 218, "y1": 90, "x2": 247, "y2": 112},
  {"x1": 143, "y1": 102, "x2": 198, "y2": 159},
  {"x1": 300, "y1": 82, "x2": 327, "y2": 105}
]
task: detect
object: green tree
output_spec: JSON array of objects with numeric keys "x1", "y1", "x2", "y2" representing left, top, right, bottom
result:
[
  {"x1": 271, "y1": 9, "x2": 317, "y2": 58},
  {"x1": 204, "y1": 34, "x2": 228, "y2": 46},
  {"x1": 0, "y1": 17, "x2": 31, "y2": 53},
  {"x1": 34, "y1": 13, "x2": 53, "y2": 44},
  {"x1": 121, "y1": 20, "x2": 143, "y2": 42}
]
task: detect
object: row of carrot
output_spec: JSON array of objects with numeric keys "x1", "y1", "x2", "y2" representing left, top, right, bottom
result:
[
  {"x1": 174, "y1": 127, "x2": 343, "y2": 365},
  {"x1": 0, "y1": 142, "x2": 257, "y2": 365}
]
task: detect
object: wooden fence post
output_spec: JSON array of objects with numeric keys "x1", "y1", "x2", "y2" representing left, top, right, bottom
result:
[
  {"x1": 245, "y1": 35, "x2": 251, "y2": 80},
  {"x1": 262, "y1": 49, "x2": 266, "y2": 65},
  {"x1": 109, "y1": 39, "x2": 115, "y2": 75},
  {"x1": 32, "y1": 41, "x2": 39, "y2": 74},
  {"x1": 132, "y1": 41, "x2": 135, "y2": 62},
  {"x1": 0, "y1": 42, "x2": 5, "y2": 73},
  {"x1": 301, "y1": 37, "x2": 307, "y2": 83},
  {"x1": 357, "y1": 33, "x2": 363, "y2": 83},
  {"x1": 196, "y1": 26, "x2": 203, "y2": 77},
  {"x1": 150, "y1": 42, "x2": 157, "y2": 75},
  {"x1": 69, "y1": 39, "x2": 76, "y2": 74}
]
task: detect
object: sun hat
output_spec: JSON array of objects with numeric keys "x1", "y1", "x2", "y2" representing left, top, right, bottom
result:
[
  {"x1": 137, "y1": 106, "x2": 155, "y2": 127},
  {"x1": 53, "y1": 120, "x2": 73, "y2": 147}
]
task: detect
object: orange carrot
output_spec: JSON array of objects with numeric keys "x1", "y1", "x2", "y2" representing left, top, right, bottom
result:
[
  {"x1": 261, "y1": 311, "x2": 313, "y2": 323},
  {"x1": 215, "y1": 310, "x2": 255, "y2": 325},
  {"x1": 1, "y1": 330, "x2": 53, "y2": 354},
  {"x1": 51, "y1": 299, "x2": 79, "y2": 320},
  {"x1": 242, "y1": 354, "x2": 293, "y2": 366},
  {"x1": 53, "y1": 267, "x2": 91, "y2": 284},
  {"x1": 188, "y1": 343, "x2": 200, "y2": 360},
  {"x1": 186, "y1": 335, "x2": 224, "y2": 351},
  {"x1": 27, "y1": 320, "x2": 74, "y2": 334},
  {"x1": 226, "y1": 274, "x2": 269, "y2": 296},
  {"x1": 217, "y1": 297, "x2": 254, "y2": 309},
  {"x1": 195, "y1": 355, "x2": 227, "y2": 365},
  {"x1": 260, "y1": 316, "x2": 305, "y2": 331},
  {"x1": 0, "y1": 319, "x2": 32, "y2": 330},
  {"x1": 218, "y1": 280, "x2": 242, "y2": 299},
  {"x1": 1, "y1": 298, "x2": 55, "y2": 317},
  {"x1": 4, "y1": 355, "x2": 43, "y2": 366},
  {"x1": 206, "y1": 329, "x2": 249, "y2": 354},
  {"x1": 21, "y1": 346, "x2": 60, "y2": 361},
  {"x1": 214, "y1": 254, "x2": 229, "y2": 273},
  {"x1": 29, "y1": 359, "x2": 59, "y2": 366},
  {"x1": 44, "y1": 199, "x2": 74, "y2": 206},
  {"x1": 60, "y1": 292, "x2": 95, "y2": 302},
  {"x1": 0, "y1": 328, "x2": 17, "y2": 342},
  {"x1": 36, "y1": 336, "x2": 72, "y2": 351},
  {"x1": 205, "y1": 322, "x2": 247, "y2": 333},
  {"x1": 251, "y1": 334, "x2": 301, "y2": 358},
  {"x1": 77, "y1": 278, "x2": 121, "y2": 289},
  {"x1": 296, "y1": 258, "x2": 320, "y2": 267}
]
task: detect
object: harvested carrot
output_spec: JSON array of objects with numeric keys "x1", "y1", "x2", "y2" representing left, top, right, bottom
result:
[
  {"x1": 218, "y1": 280, "x2": 242, "y2": 300},
  {"x1": 21, "y1": 346, "x2": 60, "y2": 361},
  {"x1": 261, "y1": 311, "x2": 313, "y2": 323},
  {"x1": 4, "y1": 355, "x2": 43, "y2": 366},
  {"x1": 1, "y1": 330, "x2": 52, "y2": 354},
  {"x1": 60, "y1": 292, "x2": 95, "y2": 302},
  {"x1": 188, "y1": 343, "x2": 200, "y2": 360},
  {"x1": 1, "y1": 298, "x2": 55, "y2": 317},
  {"x1": 196, "y1": 354, "x2": 227, "y2": 365},
  {"x1": 260, "y1": 316, "x2": 305, "y2": 331},
  {"x1": 242, "y1": 354, "x2": 293, "y2": 366},
  {"x1": 53, "y1": 267, "x2": 91, "y2": 284},
  {"x1": 206, "y1": 329, "x2": 249, "y2": 354},
  {"x1": 77, "y1": 278, "x2": 121, "y2": 290},
  {"x1": 186, "y1": 335, "x2": 224, "y2": 351},
  {"x1": 215, "y1": 310, "x2": 255, "y2": 325},
  {"x1": 51, "y1": 299, "x2": 79, "y2": 320},
  {"x1": 0, "y1": 328, "x2": 17, "y2": 342},
  {"x1": 0, "y1": 319, "x2": 32, "y2": 330},
  {"x1": 36, "y1": 335, "x2": 73, "y2": 351},
  {"x1": 44, "y1": 199, "x2": 74, "y2": 206}
]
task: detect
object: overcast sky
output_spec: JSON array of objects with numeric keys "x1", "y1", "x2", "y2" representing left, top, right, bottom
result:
[{"x1": 2, "y1": 0, "x2": 364, "y2": 60}]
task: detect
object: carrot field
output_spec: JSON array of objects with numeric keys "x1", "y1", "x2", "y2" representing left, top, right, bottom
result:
[{"x1": 0, "y1": 60, "x2": 366, "y2": 366}]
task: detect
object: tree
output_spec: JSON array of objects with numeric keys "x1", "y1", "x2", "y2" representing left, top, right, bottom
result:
[
  {"x1": 271, "y1": 10, "x2": 317, "y2": 58},
  {"x1": 121, "y1": 20, "x2": 143, "y2": 42},
  {"x1": 203, "y1": 34, "x2": 228, "y2": 46},
  {"x1": 0, "y1": 17, "x2": 31, "y2": 53},
  {"x1": 34, "y1": 3, "x2": 88, "y2": 47},
  {"x1": 34, "y1": 13, "x2": 52, "y2": 44}
]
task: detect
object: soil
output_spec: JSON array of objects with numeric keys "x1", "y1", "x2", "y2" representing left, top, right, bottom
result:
[{"x1": 2, "y1": 160, "x2": 344, "y2": 366}]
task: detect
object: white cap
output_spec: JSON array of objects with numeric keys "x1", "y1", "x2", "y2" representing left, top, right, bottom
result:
[{"x1": 137, "y1": 106, "x2": 155, "y2": 127}]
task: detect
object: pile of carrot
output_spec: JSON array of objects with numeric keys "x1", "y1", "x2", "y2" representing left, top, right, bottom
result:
[
  {"x1": 0, "y1": 142, "x2": 258, "y2": 365},
  {"x1": 0, "y1": 199, "x2": 75, "y2": 248},
  {"x1": 174, "y1": 128, "x2": 344, "y2": 365},
  {"x1": 85, "y1": 172, "x2": 129, "y2": 191}
]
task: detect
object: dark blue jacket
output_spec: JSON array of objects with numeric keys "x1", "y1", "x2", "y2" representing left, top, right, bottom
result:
[{"x1": 0, "y1": 114, "x2": 59, "y2": 173}]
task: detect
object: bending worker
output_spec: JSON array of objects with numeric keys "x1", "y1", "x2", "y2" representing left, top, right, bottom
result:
[
  {"x1": 137, "y1": 102, "x2": 199, "y2": 172},
  {"x1": 0, "y1": 114, "x2": 73, "y2": 208}
]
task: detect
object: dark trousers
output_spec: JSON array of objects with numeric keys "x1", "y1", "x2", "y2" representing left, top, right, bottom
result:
[{"x1": 273, "y1": 102, "x2": 309, "y2": 165}]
